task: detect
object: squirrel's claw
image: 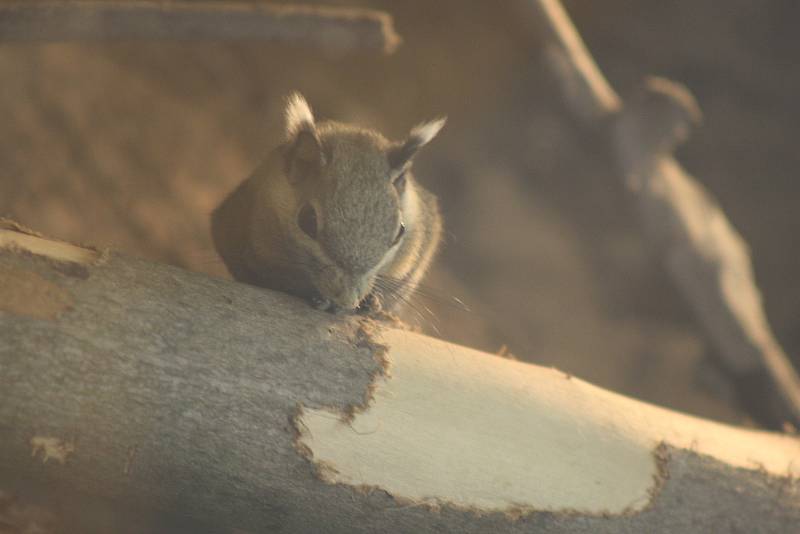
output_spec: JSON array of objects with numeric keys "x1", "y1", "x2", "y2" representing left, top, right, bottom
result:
[{"x1": 356, "y1": 293, "x2": 382, "y2": 315}]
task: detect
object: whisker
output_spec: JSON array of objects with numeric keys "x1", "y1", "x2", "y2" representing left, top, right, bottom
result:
[
  {"x1": 390, "y1": 290, "x2": 441, "y2": 336},
  {"x1": 375, "y1": 274, "x2": 471, "y2": 312}
]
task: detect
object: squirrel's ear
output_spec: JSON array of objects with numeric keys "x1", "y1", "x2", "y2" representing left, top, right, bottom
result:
[
  {"x1": 285, "y1": 92, "x2": 316, "y2": 139},
  {"x1": 284, "y1": 93, "x2": 323, "y2": 182},
  {"x1": 388, "y1": 117, "x2": 446, "y2": 170}
]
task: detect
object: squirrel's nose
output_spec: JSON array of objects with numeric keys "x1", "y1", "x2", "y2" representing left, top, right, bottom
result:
[
  {"x1": 316, "y1": 274, "x2": 372, "y2": 313},
  {"x1": 330, "y1": 288, "x2": 366, "y2": 313}
]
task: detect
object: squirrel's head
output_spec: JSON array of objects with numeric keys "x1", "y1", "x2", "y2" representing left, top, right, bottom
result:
[{"x1": 278, "y1": 93, "x2": 445, "y2": 312}]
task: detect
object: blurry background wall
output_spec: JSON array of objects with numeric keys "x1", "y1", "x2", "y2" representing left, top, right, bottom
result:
[{"x1": 2, "y1": 0, "x2": 798, "y2": 425}]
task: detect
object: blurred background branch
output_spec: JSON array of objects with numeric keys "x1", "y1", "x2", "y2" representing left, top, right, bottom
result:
[
  {"x1": 0, "y1": 1, "x2": 400, "y2": 54},
  {"x1": 530, "y1": 0, "x2": 800, "y2": 427}
]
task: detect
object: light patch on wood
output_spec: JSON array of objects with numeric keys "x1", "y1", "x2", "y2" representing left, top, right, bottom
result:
[
  {"x1": 0, "y1": 228, "x2": 99, "y2": 265},
  {"x1": 0, "y1": 266, "x2": 73, "y2": 320},
  {"x1": 297, "y1": 328, "x2": 800, "y2": 515},
  {"x1": 30, "y1": 436, "x2": 75, "y2": 465}
]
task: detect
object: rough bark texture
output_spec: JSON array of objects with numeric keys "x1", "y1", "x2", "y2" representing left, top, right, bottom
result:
[
  {"x1": 0, "y1": 222, "x2": 384, "y2": 532},
  {"x1": 2, "y1": 225, "x2": 799, "y2": 533},
  {"x1": 0, "y1": 1, "x2": 400, "y2": 54}
]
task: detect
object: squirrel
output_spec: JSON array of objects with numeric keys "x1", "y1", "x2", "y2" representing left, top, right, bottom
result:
[{"x1": 211, "y1": 93, "x2": 445, "y2": 314}]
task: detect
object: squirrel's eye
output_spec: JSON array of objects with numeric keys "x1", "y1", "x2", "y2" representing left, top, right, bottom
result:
[
  {"x1": 393, "y1": 171, "x2": 407, "y2": 195},
  {"x1": 297, "y1": 203, "x2": 318, "y2": 239},
  {"x1": 393, "y1": 222, "x2": 406, "y2": 246}
]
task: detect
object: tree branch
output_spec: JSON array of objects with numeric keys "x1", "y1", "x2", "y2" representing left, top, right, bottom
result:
[
  {"x1": 0, "y1": 1, "x2": 401, "y2": 54},
  {"x1": 2, "y1": 222, "x2": 799, "y2": 532},
  {"x1": 529, "y1": 0, "x2": 800, "y2": 427}
]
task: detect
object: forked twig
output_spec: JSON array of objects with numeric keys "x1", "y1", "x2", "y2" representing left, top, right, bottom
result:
[{"x1": 530, "y1": 0, "x2": 800, "y2": 426}]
